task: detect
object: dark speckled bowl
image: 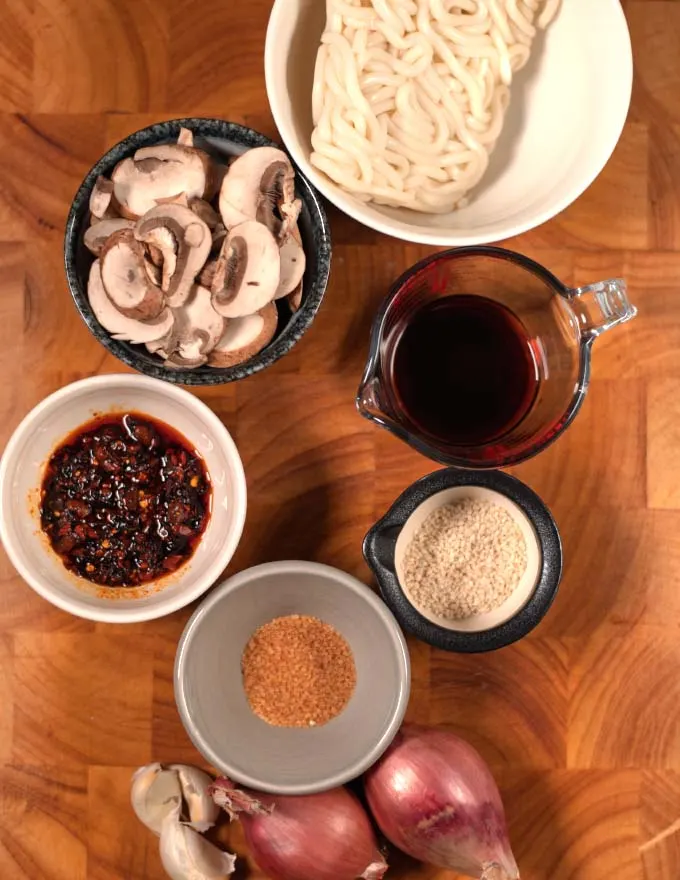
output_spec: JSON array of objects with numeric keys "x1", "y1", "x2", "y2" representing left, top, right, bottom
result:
[
  {"x1": 364, "y1": 468, "x2": 562, "y2": 653},
  {"x1": 64, "y1": 118, "x2": 331, "y2": 385}
]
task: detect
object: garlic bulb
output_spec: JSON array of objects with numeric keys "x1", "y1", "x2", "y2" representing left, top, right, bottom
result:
[
  {"x1": 131, "y1": 763, "x2": 219, "y2": 835},
  {"x1": 160, "y1": 808, "x2": 235, "y2": 879},
  {"x1": 170, "y1": 765, "x2": 220, "y2": 833},
  {"x1": 131, "y1": 763, "x2": 182, "y2": 834}
]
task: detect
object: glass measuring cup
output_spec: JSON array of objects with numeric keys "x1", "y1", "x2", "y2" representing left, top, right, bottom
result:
[{"x1": 357, "y1": 246, "x2": 637, "y2": 469}]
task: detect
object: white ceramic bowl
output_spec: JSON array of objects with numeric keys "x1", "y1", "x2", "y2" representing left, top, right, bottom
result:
[
  {"x1": 175, "y1": 561, "x2": 411, "y2": 794},
  {"x1": 0, "y1": 374, "x2": 247, "y2": 623},
  {"x1": 265, "y1": 0, "x2": 633, "y2": 246}
]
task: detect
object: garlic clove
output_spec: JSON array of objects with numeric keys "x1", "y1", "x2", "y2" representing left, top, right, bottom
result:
[
  {"x1": 170, "y1": 764, "x2": 220, "y2": 833},
  {"x1": 160, "y1": 809, "x2": 235, "y2": 879},
  {"x1": 131, "y1": 763, "x2": 182, "y2": 835}
]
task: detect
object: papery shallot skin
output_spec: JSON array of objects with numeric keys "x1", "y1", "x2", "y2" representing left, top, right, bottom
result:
[
  {"x1": 210, "y1": 777, "x2": 387, "y2": 880},
  {"x1": 364, "y1": 726, "x2": 518, "y2": 880}
]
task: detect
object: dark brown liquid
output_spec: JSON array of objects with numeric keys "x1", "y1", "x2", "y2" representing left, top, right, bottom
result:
[{"x1": 390, "y1": 295, "x2": 538, "y2": 447}]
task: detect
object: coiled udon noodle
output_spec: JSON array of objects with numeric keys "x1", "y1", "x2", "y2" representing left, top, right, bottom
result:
[{"x1": 310, "y1": 0, "x2": 561, "y2": 213}]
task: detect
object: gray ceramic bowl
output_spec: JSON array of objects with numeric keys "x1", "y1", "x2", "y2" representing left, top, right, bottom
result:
[
  {"x1": 64, "y1": 118, "x2": 331, "y2": 385},
  {"x1": 174, "y1": 561, "x2": 411, "y2": 794}
]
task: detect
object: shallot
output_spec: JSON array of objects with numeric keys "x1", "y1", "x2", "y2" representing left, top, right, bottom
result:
[
  {"x1": 364, "y1": 725, "x2": 518, "y2": 880},
  {"x1": 210, "y1": 777, "x2": 387, "y2": 880}
]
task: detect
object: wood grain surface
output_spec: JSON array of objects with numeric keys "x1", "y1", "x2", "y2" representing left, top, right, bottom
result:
[{"x1": 0, "y1": 1, "x2": 677, "y2": 878}]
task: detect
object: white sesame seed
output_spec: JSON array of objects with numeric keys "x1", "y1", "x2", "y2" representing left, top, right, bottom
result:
[{"x1": 402, "y1": 499, "x2": 527, "y2": 620}]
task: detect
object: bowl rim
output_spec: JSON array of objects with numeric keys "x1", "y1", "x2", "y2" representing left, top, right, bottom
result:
[
  {"x1": 363, "y1": 468, "x2": 562, "y2": 652},
  {"x1": 64, "y1": 117, "x2": 332, "y2": 385},
  {"x1": 264, "y1": 0, "x2": 633, "y2": 246},
  {"x1": 0, "y1": 373, "x2": 247, "y2": 623},
  {"x1": 174, "y1": 560, "x2": 412, "y2": 794}
]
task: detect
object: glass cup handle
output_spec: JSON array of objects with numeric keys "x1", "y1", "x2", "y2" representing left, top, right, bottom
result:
[{"x1": 566, "y1": 278, "x2": 637, "y2": 339}]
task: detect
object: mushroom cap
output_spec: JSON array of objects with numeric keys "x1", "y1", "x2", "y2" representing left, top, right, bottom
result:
[
  {"x1": 208, "y1": 302, "x2": 278, "y2": 368},
  {"x1": 100, "y1": 229, "x2": 164, "y2": 320},
  {"x1": 210, "y1": 220, "x2": 281, "y2": 319},
  {"x1": 135, "y1": 204, "x2": 211, "y2": 308},
  {"x1": 162, "y1": 285, "x2": 224, "y2": 368},
  {"x1": 177, "y1": 127, "x2": 194, "y2": 147},
  {"x1": 112, "y1": 144, "x2": 212, "y2": 220},
  {"x1": 287, "y1": 280, "x2": 303, "y2": 313},
  {"x1": 135, "y1": 225, "x2": 178, "y2": 293},
  {"x1": 84, "y1": 218, "x2": 135, "y2": 256},
  {"x1": 274, "y1": 231, "x2": 306, "y2": 299},
  {"x1": 189, "y1": 198, "x2": 221, "y2": 229},
  {"x1": 218, "y1": 146, "x2": 296, "y2": 240},
  {"x1": 87, "y1": 260, "x2": 174, "y2": 344},
  {"x1": 89, "y1": 175, "x2": 116, "y2": 221}
]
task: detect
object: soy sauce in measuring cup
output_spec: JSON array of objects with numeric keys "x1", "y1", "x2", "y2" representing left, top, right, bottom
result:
[{"x1": 390, "y1": 295, "x2": 539, "y2": 447}]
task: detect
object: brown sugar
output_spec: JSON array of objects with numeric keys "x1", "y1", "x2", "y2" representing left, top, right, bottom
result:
[{"x1": 241, "y1": 614, "x2": 357, "y2": 728}]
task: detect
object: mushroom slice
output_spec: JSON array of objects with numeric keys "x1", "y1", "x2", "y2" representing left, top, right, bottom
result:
[
  {"x1": 143, "y1": 252, "x2": 163, "y2": 287},
  {"x1": 218, "y1": 147, "x2": 297, "y2": 242},
  {"x1": 198, "y1": 258, "x2": 218, "y2": 290},
  {"x1": 210, "y1": 223, "x2": 227, "y2": 255},
  {"x1": 274, "y1": 231, "x2": 306, "y2": 299},
  {"x1": 89, "y1": 176, "x2": 117, "y2": 221},
  {"x1": 155, "y1": 192, "x2": 190, "y2": 208},
  {"x1": 112, "y1": 143, "x2": 212, "y2": 219},
  {"x1": 210, "y1": 220, "x2": 281, "y2": 319},
  {"x1": 135, "y1": 225, "x2": 178, "y2": 293},
  {"x1": 189, "y1": 197, "x2": 221, "y2": 229},
  {"x1": 135, "y1": 204, "x2": 211, "y2": 308},
  {"x1": 287, "y1": 280, "x2": 303, "y2": 313},
  {"x1": 208, "y1": 302, "x2": 278, "y2": 368},
  {"x1": 100, "y1": 229, "x2": 164, "y2": 320},
  {"x1": 177, "y1": 127, "x2": 194, "y2": 147},
  {"x1": 135, "y1": 143, "x2": 214, "y2": 197},
  {"x1": 88, "y1": 261, "x2": 174, "y2": 344},
  {"x1": 163, "y1": 285, "x2": 224, "y2": 369},
  {"x1": 84, "y1": 218, "x2": 134, "y2": 256}
]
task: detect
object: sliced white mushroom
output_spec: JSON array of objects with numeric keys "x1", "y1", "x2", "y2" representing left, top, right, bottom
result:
[
  {"x1": 84, "y1": 218, "x2": 134, "y2": 256},
  {"x1": 208, "y1": 302, "x2": 278, "y2": 367},
  {"x1": 142, "y1": 251, "x2": 163, "y2": 287},
  {"x1": 135, "y1": 204, "x2": 211, "y2": 308},
  {"x1": 210, "y1": 223, "x2": 227, "y2": 255},
  {"x1": 287, "y1": 280, "x2": 303, "y2": 313},
  {"x1": 198, "y1": 258, "x2": 218, "y2": 290},
  {"x1": 155, "y1": 191, "x2": 190, "y2": 208},
  {"x1": 112, "y1": 142, "x2": 213, "y2": 219},
  {"x1": 146, "y1": 323, "x2": 177, "y2": 354},
  {"x1": 135, "y1": 225, "x2": 177, "y2": 292},
  {"x1": 189, "y1": 198, "x2": 221, "y2": 229},
  {"x1": 274, "y1": 232, "x2": 306, "y2": 299},
  {"x1": 100, "y1": 230, "x2": 164, "y2": 320},
  {"x1": 218, "y1": 147, "x2": 298, "y2": 241},
  {"x1": 177, "y1": 127, "x2": 194, "y2": 147},
  {"x1": 211, "y1": 220, "x2": 281, "y2": 319},
  {"x1": 88, "y1": 261, "x2": 174, "y2": 344},
  {"x1": 163, "y1": 285, "x2": 224, "y2": 369},
  {"x1": 89, "y1": 175, "x2": 117, "y2": 221}
]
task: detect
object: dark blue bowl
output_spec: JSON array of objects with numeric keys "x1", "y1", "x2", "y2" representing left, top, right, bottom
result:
[
  {"x1": 64, "y1": 118, "x2": 332, "y2": 385},
  {"x1": 364, "y1": 468, "x2": 562, "y2": 653}
]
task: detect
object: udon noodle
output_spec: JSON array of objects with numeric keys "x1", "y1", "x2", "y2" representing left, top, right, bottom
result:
[{"x1": 310, "y1": 0, "x2": 561, "y2": 213}]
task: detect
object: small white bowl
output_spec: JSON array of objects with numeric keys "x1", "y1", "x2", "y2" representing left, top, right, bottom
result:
[
  {"x1": 265, "y1": 0, "x2": 632, "y2": 246},
  {"x1": 0, "y1": 374, "x2": 247, "y2": 623},
  {"x1": 394, "y1": 486, "x2": 542, "y2": 633},
  {"x1": 175, "y1": 561, "x2": 411, "y2": 794}
]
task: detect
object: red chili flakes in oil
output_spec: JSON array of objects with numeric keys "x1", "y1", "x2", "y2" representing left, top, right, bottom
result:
[{"x1": 40, "y1": 412, "x2": 211, "y2": 588}]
